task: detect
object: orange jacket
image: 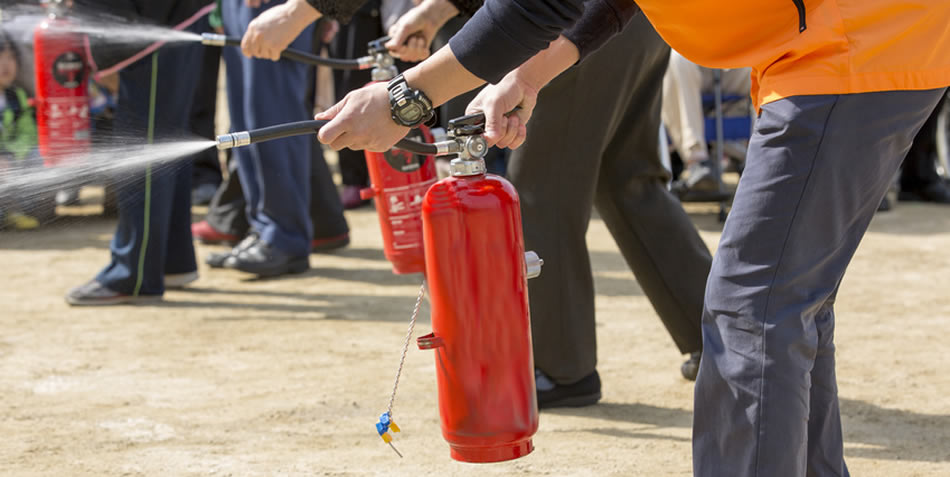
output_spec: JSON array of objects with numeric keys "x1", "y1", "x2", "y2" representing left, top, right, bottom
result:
[{"x1": 638, "y1": 0, "x2": 950, "y2": 107}]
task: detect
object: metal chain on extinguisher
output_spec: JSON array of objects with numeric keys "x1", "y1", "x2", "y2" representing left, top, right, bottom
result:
[{"x1": 375, "y1": 280, "x2": 426, "y2": 458}]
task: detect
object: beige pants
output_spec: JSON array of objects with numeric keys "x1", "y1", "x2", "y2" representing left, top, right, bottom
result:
[{"x1": 662, "y1": 50, "x2": 751, "y2": 163}]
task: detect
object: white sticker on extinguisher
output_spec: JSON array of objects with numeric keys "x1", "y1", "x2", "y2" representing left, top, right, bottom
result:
[{"x1": 385, "y1": 181, "x2": 434, "y2": 250}]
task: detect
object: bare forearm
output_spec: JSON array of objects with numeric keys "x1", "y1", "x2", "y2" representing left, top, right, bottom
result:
[
  {"x1": 421, "y1": 0, "x2": 460, "y2": 25},
  {"x1": 402, "y1": 45, "x2": 485, "y2": 107},
  {"x1": 511, "y1": 35, "x2": 579, "y2": 92},
  {"x1": 289, "y1": 0, "x2": 322, "y2": 23}
]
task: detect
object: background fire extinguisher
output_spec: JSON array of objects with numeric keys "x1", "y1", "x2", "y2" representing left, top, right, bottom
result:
[
  {"x1": 33, "y1": 0, "x2": 91, "y2": 167},
  {"x1": 358, "y1": 37, "x2": 438, "y2": 275},
  {"x1": 417, "y1": 113, "x2": 544, "y2": 463}
]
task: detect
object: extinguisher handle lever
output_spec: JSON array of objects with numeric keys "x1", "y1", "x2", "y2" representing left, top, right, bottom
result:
[{"x1": 448, "y1": 112, "x2": 486, "y2": 136}]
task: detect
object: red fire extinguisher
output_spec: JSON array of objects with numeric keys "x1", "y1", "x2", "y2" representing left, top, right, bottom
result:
[
  {"x1": 416, "y1": 113, "x2": 544, "y2": 463},
  {"x1": 33, "y1": 0, "x2": 91, "y2": 166},
  {"x1": 358, "y1": 38, "x2": 438, "y2": 275}
]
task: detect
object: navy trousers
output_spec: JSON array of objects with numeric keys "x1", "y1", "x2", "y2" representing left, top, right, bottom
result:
[
  {"x1": 96, "y1": 43, "x2": 202, "y2": 296},
  {"x1": 693, "y1": 88, "x2": 947, "y2": 477},
  {"x1": 222, "y1": 0, "x2": 346, "y2": 256}
]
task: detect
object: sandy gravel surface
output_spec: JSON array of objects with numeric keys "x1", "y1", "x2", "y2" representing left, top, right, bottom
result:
[{"x1": 1, "y1": 193, "x2": 948, "y2": 476}]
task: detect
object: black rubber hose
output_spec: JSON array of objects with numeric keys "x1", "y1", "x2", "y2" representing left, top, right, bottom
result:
[
  {"x1": 242, "y1": 120, "x2": 439, "y2": 155},
  {"x1": 220, "y1": 37, "x2": 366, "y2": 70}
]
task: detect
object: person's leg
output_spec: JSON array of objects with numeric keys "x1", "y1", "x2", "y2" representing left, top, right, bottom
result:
[
  {"x1": 693, "y1": 88, "x2": 945, "y2": 477},
  {"x1": 507, "y1": 62, "x2": 601, "y2": 390},
  {"x1": 592, "y1": 25, "x2": 708, "y2": 362},
  {"x1": 900, "y1": 94, "x2": 950, "y2": 203},
  {"x1": 662, "y1": 50, "x2": 708, "y2": 164},
  {"x1": 87, "y1": 46, "x2": 201, "y2": 300},
  {"x1": 308, "y1": 145, "x2": 350, "y2": 244},
  {"x1": 228, "y1": 1, "x2": 314, "y2": 260},
  {"x1": 509, "y1": 17, "x2": 704, "y2": 395},
  {"x1": 202, "y1": 152, "x2": 250, "y2": 239}
]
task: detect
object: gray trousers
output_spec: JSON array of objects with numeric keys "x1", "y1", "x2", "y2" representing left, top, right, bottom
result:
[
  {"x1": 508, "y1": 16, "x2": 711, "y2": 385},
  {"x1": 693, "y1": 88, "x2": 947, "y2": 477}
]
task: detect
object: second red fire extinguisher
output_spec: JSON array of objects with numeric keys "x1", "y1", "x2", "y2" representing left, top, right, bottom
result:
[
  {"x1": 359, "y1": 38, "x2": 438, "y2": 275},
  {"x1": 33, "y1": 0, "x2": 91, "y2": 166}
]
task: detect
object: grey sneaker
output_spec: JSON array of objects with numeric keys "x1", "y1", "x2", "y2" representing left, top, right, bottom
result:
[{"x1": 682, "y1": 161, "x2": 719, "y2": 192}]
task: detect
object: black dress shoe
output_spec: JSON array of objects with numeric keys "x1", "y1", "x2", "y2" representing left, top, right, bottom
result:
[
  {"x1": 205, "y1": 233, "x2": 258, "y2": 268},
  {"x1": 224, "y1": 240, "x2": 310, "y2": 277},
  {"x1": 681, "y1": 351, "x2": 701, "y2": 381},
  {"x1": 535, "y1": 369, "x2": 601, "y2": 409}
]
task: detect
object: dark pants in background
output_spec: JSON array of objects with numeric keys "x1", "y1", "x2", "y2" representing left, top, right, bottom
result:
[
  {"x1": 221, "y1": 0, "x2": 347, "y2": 255},
  {"x1": 508, "y1": 17, "x2": 709, "y2": 385},
  {"x1": 95, "y1": 44, "x2": 202, "y2": 296},
  {"x1": 329, "y1": 0, "x2": 380, "y2": 188},
  {"x1": 693, "y1": 88, "x2": 946, "y2": 477},
  {"x1": 901, "y1": 93, "x2": 947, "y2": 194},
  {"x1": 190, "y1": 37, "x2": 223, "y2": 190}
]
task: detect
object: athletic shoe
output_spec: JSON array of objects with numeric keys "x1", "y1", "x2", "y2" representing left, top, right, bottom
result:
[
  {"x1": 311, "y1": 233, "x2": 350, "y2": 252},
  {"x1": 681, "y1": 160, "x2": 719, "y2": 193},
  {"x1": 681, "y1": 351, "x2": 701, "y2": 381},
  {"x1": 191, "y1": 220, "x2": 240, "y2": 245},
  {"x1": 535, "y1": 369, "x2": 602, "y2": 409},
  {"x1": 165, "y1": 271, "x2": 199, "y2": 289},
  {"x1": 65, "y1": 280, "x2": 161, "y2": 306},
  {"x1": 5, "y1": 212, "x2": 39, "y2": 230}
]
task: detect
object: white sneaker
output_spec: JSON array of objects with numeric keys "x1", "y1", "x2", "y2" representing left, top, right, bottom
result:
[{"x1": 165, "y1": 271, "x2": 199, "y2": 289}]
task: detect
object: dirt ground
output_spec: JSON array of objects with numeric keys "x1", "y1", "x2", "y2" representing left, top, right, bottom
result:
[{"x1": 1, "y1": 187, "x2": 948, "y2": 476}]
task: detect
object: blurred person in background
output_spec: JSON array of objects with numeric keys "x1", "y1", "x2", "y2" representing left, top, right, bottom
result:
[
  {"x1": 662, "y1": 50, "x2": 750, "y2": 193},
  {"x1": 0, "y1": 29, "x2": 39, "y2": 231}
]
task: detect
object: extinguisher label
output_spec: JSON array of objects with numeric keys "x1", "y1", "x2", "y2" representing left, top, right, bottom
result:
[
  {"x1": 385, "y1": 179, "x2": 436, "y2": 250},
  {"x1": 44, "y1": 96, "x2": 90, "y2": 136},
  {"x1": 52, "y1": 51, "x2": 87, "y2": 88},
  {"x1": 383, "y1": 129, "x2": 429, "y2": 173}
]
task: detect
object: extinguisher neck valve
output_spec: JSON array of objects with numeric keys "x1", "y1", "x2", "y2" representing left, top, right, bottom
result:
[
  {"x1": 371, "y1": 64, "x2": 398, "y2": 81},
  {"x1": 449, "y1": 158, "x2": 486, "y2": 177},
  {"x1": 201, "y1": 33, "x2": 228, "y2": 47},
  {"x1": 525, "y1": 251, "x2": 544, "y2": 279}
]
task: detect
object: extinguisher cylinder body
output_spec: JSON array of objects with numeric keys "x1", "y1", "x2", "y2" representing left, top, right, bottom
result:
[
  {"x1": 362, "y1": 93, "x2": 437, "y2": 275},
  {"x1": 421, "y1": 172, "x2": 538, "y2": 463},
  {"x1": 33, "y1": 15, "x2": 90, "y2": 166}
]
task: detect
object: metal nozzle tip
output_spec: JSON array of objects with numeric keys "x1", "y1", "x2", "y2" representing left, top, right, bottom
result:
[
  {"x1": 201, "y1": 33, "x2": 227, "y2": 46},
  {"x1": 216, "y1": 131, "x2": 250, "y2": 150},
  {"x1": 216, "y1": 134, "x2": 235, "y2": 150}
]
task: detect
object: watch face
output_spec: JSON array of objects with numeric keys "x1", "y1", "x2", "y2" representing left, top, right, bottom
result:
[{"x1": 398, "y1": 103, "x2": 423, "y2": 124}]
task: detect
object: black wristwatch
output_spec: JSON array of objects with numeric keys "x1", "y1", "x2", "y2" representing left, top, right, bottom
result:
[{"x1": 387, "y1": 74, "x2": 436, "y2": 128}]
